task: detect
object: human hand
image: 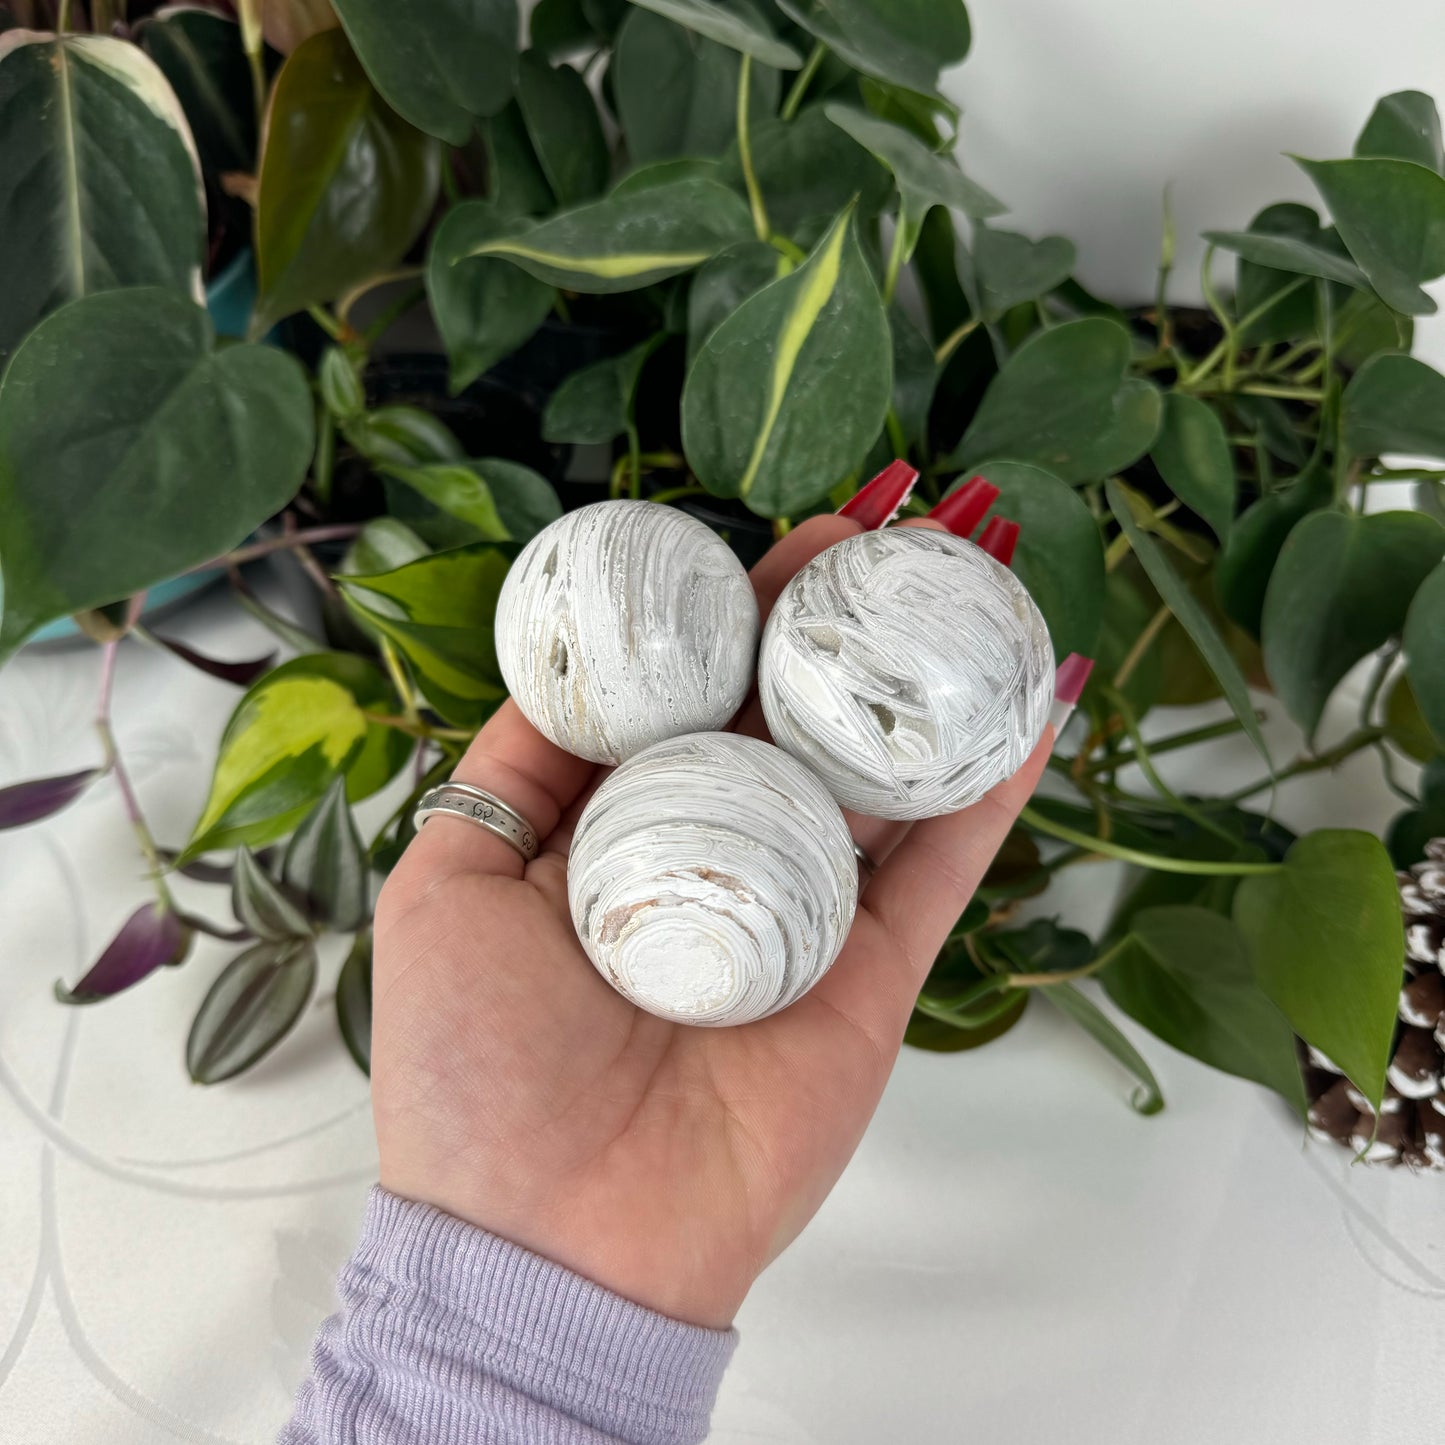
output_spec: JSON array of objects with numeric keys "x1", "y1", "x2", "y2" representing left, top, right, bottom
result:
[{"x1": 372, "y1": 513, "x2": 1052, "y2": 1329}]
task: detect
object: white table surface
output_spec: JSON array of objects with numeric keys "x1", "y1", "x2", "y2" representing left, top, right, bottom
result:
[{"x1": 1, "y1": 576, "x2": 1440, "y2": 1445}]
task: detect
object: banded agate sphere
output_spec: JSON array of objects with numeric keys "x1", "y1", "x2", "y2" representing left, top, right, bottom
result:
[
  {"x1": 567, "y1": 732, "x2": 858, "y2": 1026},
  {"x1": 496, "y1": 500, "x2": 759, "y2": 764},
  {"x1": 759, "y1": 527, "x2": 1053, "y2": 820}
]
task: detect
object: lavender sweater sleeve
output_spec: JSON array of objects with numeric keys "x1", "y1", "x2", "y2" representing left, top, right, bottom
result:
[{"x1": 279, "y1": 1188, "x2": 737, "y2": 1445}]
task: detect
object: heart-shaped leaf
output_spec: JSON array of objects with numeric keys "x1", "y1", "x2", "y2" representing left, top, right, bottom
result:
[
  {"x1": 949, "y1": 319, "x2": 1162, "y2": 483},
  {"x1": 1355, "y1": 90, "x2": 1444, "y2": 174},
  {"x1": 1261, "y1": 508, "x2": 1444, "y2": 734},
  {"x1": 481, "y1": 100, "x2": 556, "y2": 216},
  {"x1": 682, "y1": 205, "x2": 892, "y2": 517},
  {"x1": 1404, "y1": 561, "x2": 1445, "y2": 747},
  {"x1": 232, "y1": 847, "x2": 312, "y2": 941},
  {"x1": 615, "y1": 6, "x2": 777, "y2": 163},
  {"x1": 0, "y1": 769, "x2": 101, "y2": 831},
  {"x1": 0, "y1": 288, "x2": 312, "y2": 659},
  {"x1": 686, "y1": 239, "x2": 781, "y2": 363},
  {"x1": 1101, "y1": 905, "x2": 1306, "y2": 1112},
  {"x1": 255, "y1": 28, "x2": 440, "y2": 328},
  {"x1": 1232, "y1": 204, "x2": 1326, "y2": 346},
  {"x1": 0, "y1": 32, "x2": 205, "y2": 364},
  {"x1": 427, "y1": 202, "x2": 556, "y2": 393},
  {"x1": 282, "y1": 777, "x2": 369, "y2": 932},
  {"x1": 889, "y1": 304, "x2": 937, "y2": 446},
  {"x1": 628, "y1": 0, "x2": 802, "y2": 67},
  {"x1": 185, "y1": 653, "x2": 411, "y2": 857},
  {"x1": 1202, "y1": 225, "x2": 1369, "y2": 293},
  {"x1": 543, "y1": 338, "x2": 661, "y2": 444},
  {"x1": 777, "y1": 0, "x2": 968, "y2": 96},
  {"x1": 958, "y1": 460, "x2": 1104, "y2": 661},
  {"x1": 1384, "y1": 671, "x2": 1436, "y2": 763},
  {"x1": 187, "y1": 937, "x2": 318, "y2": 1083},
  {"x1": 55, "y1": 901, "x2": 193, "y2": 1004},
  {"x1": 1342, "y1": 352, "x2": 1445, "y2": 460},
  {"x1": 1042, "y1": 982, "x2": 1164, "y2": 1116},
  {"x1": 332, "y1": 0, "x2": 517, "y2": 145},
  {"x1": 141, "y1": 8, "x2": 257, "y2": 176},
  {"x1": 1150, "y1": 393, "x2": 1237, "y2": 543},
  {"x1": 1107, "y1": 478, "x2": 1270, "y2": 765},
  {"x1": 336, "y1": 930, "x2": 373, "y2": 1074},
  {"x1": 345, "y1": 405, "x2": 465, "y2": 468},
  {"x1": 515, "y1": 50, "x2": 609, "y2": 206},
  {"x1": 339, "y1": 545, "x2": 513, "y2": 726},
  {"x1": 1234, "y1": 830, "x2": 1404, "y2": 1109},
  {"x1": 1294, "y1": 154, "x2": 1445, "y2": 315},
  {"x1": 972, "y1": 227, "x2": 1076, "y2": 322},
  {"x1": 385, "y1": 458, "x2": 561, "y2": 547},
  {"x1": 459, "y1": 171, "x2": 752, "y2": 292},
  {"x1": 343, "y1": 519, "x2": 431, "y2": 577}
]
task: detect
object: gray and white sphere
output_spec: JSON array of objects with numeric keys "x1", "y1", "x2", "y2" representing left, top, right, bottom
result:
[
  {"x1": 759, "y1": 527, "x2": 1054, "y2": 820},
  {"x1": 567, "y1": 732, "x2": 858, "y2": 1027},
  {"x1": 496, "y1": 500, "x2": 759, "y2": 764}
]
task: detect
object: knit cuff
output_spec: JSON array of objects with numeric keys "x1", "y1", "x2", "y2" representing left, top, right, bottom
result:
[{"x1": 348, "y1": 1187, "x2": 737, "y2": 1445}]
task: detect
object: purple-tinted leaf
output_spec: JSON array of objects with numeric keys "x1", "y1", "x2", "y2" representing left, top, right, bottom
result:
[
  {"x1": 186, "y1": 938, "x2": 317, "y2": 1083},
  {"x1": 336, "y1": 930, "x2": 372, "y2": 1076},
  {"x1": 232, "y1": 848, "x2": 312, "y2": 940},
  {"x1": 157, "y1": 844, "x2": 277, "y2": 884},
  {"x1": 176, "y1": 911, "x2": 253, "y2": 943},
  {"x1": 154, "y1": 634, "x2": 277, "y2": 686},
  {"x1": 0, "y1": 769, "x2": 102, "y2": 830},
  {"x1": 283, "y1": 776, "x2": 369, "y2": 931},
  {"x1": 55, "y1": 903, "x2": 193, "y2": 1004}
]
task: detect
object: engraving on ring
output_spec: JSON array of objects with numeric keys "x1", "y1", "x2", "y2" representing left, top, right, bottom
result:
[{"x1": 472, "y1": 801, "x2": 495, "y2": 821}]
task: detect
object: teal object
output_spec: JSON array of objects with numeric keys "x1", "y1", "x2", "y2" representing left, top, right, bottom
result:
[{"x1": 25, "y1": 252, "x2": 263, "y2": 646}]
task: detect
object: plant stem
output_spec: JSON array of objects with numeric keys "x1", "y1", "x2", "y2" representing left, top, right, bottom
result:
[
  {"x1": 646, "y1": 485, "x2": 706, "y2": 506},
  {"x1": 1154, "y1": 184, "x2": 1175, "y2": 351},
  {"x1": 1359, "y1": 644, "x2": 1397, "y2": 729},
  {"x1": 337, "y1": 267, "x2": 425, "y2": 328},
  {"x1": 57, "y1": 0, "x2": 73, "y2": 29},
  {"x1": 306, "y1": 304, "x2": 347, "y2": 342},
  {"x1": 236, "y1": 0, "x2": 267, "y2": 133},
  {"x1": 781, "y1": 41, "x2": 826, "y2": 121},
  {"x1": 1006, "y1": 935, "x2": 1131, "y2": 988},
  {"x1": 625, "y1": 420, "x2": 643, "y2": 500},
  {"x1": 881, "y1": 220, "x2": 907, "y2": 304},
  {"x1": 737, "y1": 55, "x2": 770, "y2": 241},
  {"x1": 1222, "y1": 725, "x2": 1386, "y2": 804},
  {"x1": 1082, "y1": 715, "x2": 1255, "y2": 774},
  {"x1": 197, "y1": 523, "x2": 362, "y2": 573},
  {"x1": 934, "y1": 317, "x2": 980, "y2": 366},
  {"x1": 1113, "y1": 602, "x2": 1171, "y2": 689},
  {"x1": 1020, "y1": 806, "x2": 1282, "y2": 875},
  {"x1": 379, "y1": 639, "x2": 421, "y2": 726},
  {"x1": 312, "y1": 406, "x2": 335, "y2": 508},
  {"x1": 768, "y1": 233, "x2": 806, "y2": 265}
]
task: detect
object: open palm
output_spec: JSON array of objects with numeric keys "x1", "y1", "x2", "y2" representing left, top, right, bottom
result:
[{"x1": 372, "y1": 514, "x2": 1050, "y2": 1329}]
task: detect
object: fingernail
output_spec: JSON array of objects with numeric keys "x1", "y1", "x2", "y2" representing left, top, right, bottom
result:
[
  {"x1": 977, "y1": 516, "x2": 1019, "y2": 566},
  {"x1": 838, "y1": 459, "x2": 919, "y2": 529},
  {"x1": 1049, "y1": 653, "x2": 1094, "y2": 732},
  {"x1": 927, "y1": 475, "x2": 999, "y2": 537}
]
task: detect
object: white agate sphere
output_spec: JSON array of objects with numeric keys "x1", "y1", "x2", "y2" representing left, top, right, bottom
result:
[
  {"x1": 496, "y1": 500, "x2": 759, "y2": 764},
  {"x1": 567, "y1": 732, "x2": 858, "y2": 1027},
  {"x1": 759, "y1": 528, "x2": 1054, "y2": 820}
]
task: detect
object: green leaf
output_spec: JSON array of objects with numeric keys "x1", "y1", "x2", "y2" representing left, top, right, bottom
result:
[
  {"x1": 859, "y1": 75, "x2": 957, "y2": 145},
  {"x1": 1214, "y1": 458, "x2": 1333, "y2": 637},
  {"x1": 185, "y1": 653, "x2": 410, "y2": 857},
  {"x1": 1042, "y1": 982, "x2": 1164, "y2": 1115},
  {"x1": 1234, "y1": 829, "x2": 1404, "y2": 1109},
  {"x1": 889, "y1": 304, "x2": 937, "y2": 446},
  {"x1": 0, "y1": 32, "x2": 205, "y2": 365},
  {"x1": 532, "y1": 0, "x2": 598, "y2": 57},
  {"x1": 1386, "y1": 759, "x2": 1445, "y2": 867},
  {"x1": 338, "y1": 545, "x2": 513, "y2": 726},
  {"x1": 978, "y1": 918, "x2": 1093, "y2": 976},
  {"x1": 344, "y1": 404, "x2": 464, "y2": 467},
  {"x1": 255, "y1": 28, "x2": 440, "y2": 328},
  {"x1": 543, "y1": 338, "x2": 661, "y2": 444},
  {"x1": 686, "y1": 239, "x2": 781, "y2": 363},
  {"x1": 1294, "y1": 154, "x2": 1445, "y2": 316},
  {"x1": 1384, "y1": 670, "x2": 1437, "y2": 763},
  {"x1": 335, "y1": 930, "x2": 373, "y2": 1074},
  {"x1": 282, "y1": 776, "x2": 370, "y2": 932},
  {"x1": 1203, "y1": 225, "x2": 1370, "y2": 294},
  {"x1": 515, "y1": 50, "x2": 610, "y2": 207},
  {"x1": 1231, "y1": 393, "x2": 1307, "y2": 467},
  {"x1": 1106, "y1": 478, "x2": 1270, "y2": 765},
  {"x1": 614, "y1": 6, "x2": 777, "y2": 164},
  {"x1": 187, "y1": 938, "x2": 318, "y2": 1084},
  {"x1": 905, "y1": 993, "x2": 1027, "y2": 1052},
  {"x1": 627, "y1": 0, "x2": 802, "y2": 67},
  {"x1": 777, "y1": 0, "x2": 969, "y2": 96},
  {"x1": 1404, "y1": 561, "x2": 1445, "y2": 747},
  {"x1": 458, "y1": 171, "x2": 751, "y2": 292},
  {"x1": 721, "y1": 107, "x2": 893, "y2": 235},
  {"x1": 0, "y1": 289, "x2": 312, "y2": 658},
  {"x1": 383, "y1": 458, "x2": 561, "y2": 545},
  {"x1": 1233, "y1": 204, "x2": 1326, "y2": 347},
  {"x1": 481, "y1": 100, "x2": 556, "y2": 217},
  {"x1": 1342, "y1": 352, "x2": 1445, "y2": 461},
  {"x1": 1151, "y1": 393, "x2": 1237, "y2": 543},
  {"x1": 956, "y1": 460, "x2": 1103, "y2": 661},
  {"x1": 971, "y1": 229, "x2": 1076, "y2": 323},
  {"x1": 950, "y1": 319, "x2": 1162, "y2": 483},
  {"x1": 232, "y1": 847, "x2": 312, "y2": 942},
  {"x1": 824, "y1": 103, "x2": 1004, "y2": 258},
  {"x1": 319, "y1": 346, "x2": 365, "y2": 422},
  {"x1": 682, "y1": 205, "x2": 892, "y2": 516},
  {"x1": 426, "y1": 201, "x2": 555, "y2": 394},
  {"x1": 343, "y1": 518, "x2": 431, "y2": 576},
  {"x1": 332, "y1": 0, "x2": 517, "y2": 145},
  {"x1": 141, "y1": 8, "x2": 256, "y2": 176},
  {"x1": 1101, "y1": 905, "x2": 1306, "y2": 1111},
  {"x1": 1261, "y1": 509, "x2": 1444, "y2": 735},
  {"x1": 1356, "y1": 90, "x2": 1444, "y2": 174}
]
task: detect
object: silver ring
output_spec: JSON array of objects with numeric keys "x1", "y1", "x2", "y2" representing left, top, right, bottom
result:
[
  {"x1": 853, "y1": 841, "x2": 877, "y2": 876},
  {"x1": 414, "y1": 782, "x2": 541, "y2": 861}
]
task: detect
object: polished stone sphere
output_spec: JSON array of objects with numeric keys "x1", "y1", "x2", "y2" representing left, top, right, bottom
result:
[
  {"x1": 758, "y1": 527, "x2": 1053, "y2": 819},
  {"x1": 567, "y1": 732, "x2": 858, "y2": 1026},
  {"x1": 496, "y1": 500, "x2": 759, "y2": 763}
]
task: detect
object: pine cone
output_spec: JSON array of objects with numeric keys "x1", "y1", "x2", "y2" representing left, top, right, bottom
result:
[{"x1": 1303, "y1": 839, "x2": 1445, "y2": 1170}]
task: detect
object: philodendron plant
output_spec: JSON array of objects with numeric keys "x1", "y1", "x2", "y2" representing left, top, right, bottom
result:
[{"x1": 0, "y1": 2, "x2": 1442, "y2": 1145}]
